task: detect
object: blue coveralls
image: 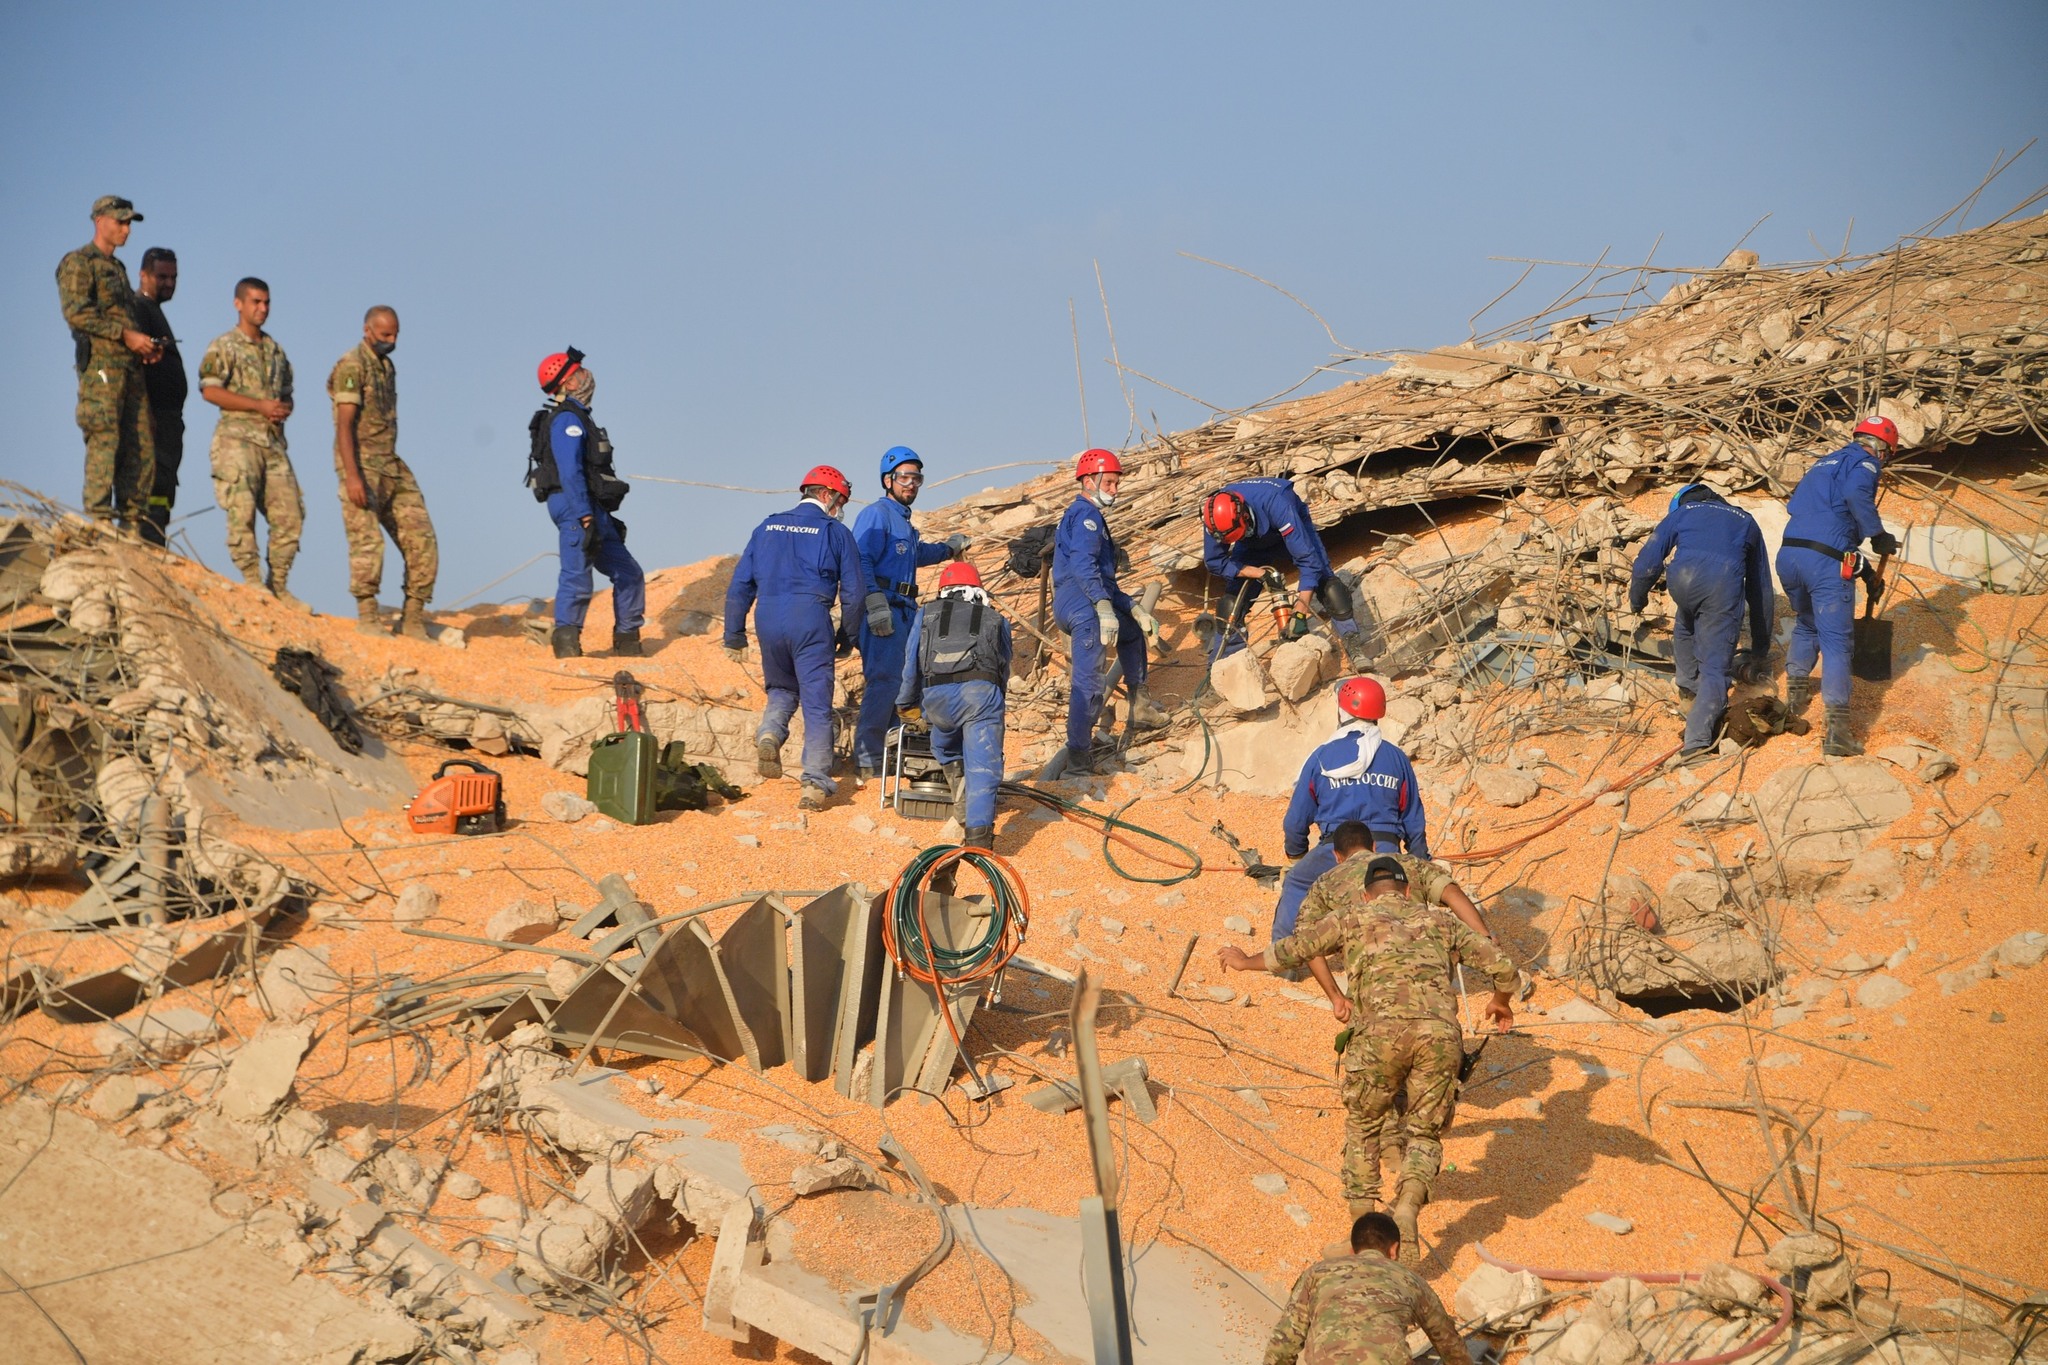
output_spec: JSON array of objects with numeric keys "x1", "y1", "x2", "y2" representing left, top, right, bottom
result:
[
  {"x1": 724, "y1": 499, "x2": 865, "y2": 788},
  {"x1": 852, "y1": 495, "x2": 951, "y2": 771},
  {"x1": 547, "y1": 398, "x2": 646, "y2": 632},
  {"x1": 1052, "y1": 494, "x2": 1147, "y2": 758},
  {"x1": 1271, "y1": 730, "x2": 1428, "y2": 939},
  {"x1": 1629, "y1": 495, "x2": 1773, "y2": 751},
  {"x1": 897, "y1": 599, "x2": 1013, "y2": 831},
  {"x1": 1202, "y1": 478, "x2": 1357, "y2": 657},
  {"x1": 1776, "y1": 444, "x2": 1885, "y2": 707}
]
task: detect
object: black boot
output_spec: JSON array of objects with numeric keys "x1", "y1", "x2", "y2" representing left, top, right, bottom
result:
[
  {"x1": 550, "y1": 625, "x2": 583, "y2": 659},
  {"x1": 1785, "y1": 676, "x2": 1814, "y2": 719},
  {"x1": 964, "y1": 825, "x2": 994, "y2": 850},
  {"x1": 1822, "y1": 704, "x2": 1861, "y2": 757},
  {"x1": 611, "y1": 628, "x2": 643, "y2": 657}
]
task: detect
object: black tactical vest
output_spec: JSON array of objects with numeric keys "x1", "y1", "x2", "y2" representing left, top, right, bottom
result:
[
  {"x1": 917, "y1": 596, "x2": 1006, "y2": 687},
  {"x1": 525, "y1": 404, "x2": 629, "y2": 511}
]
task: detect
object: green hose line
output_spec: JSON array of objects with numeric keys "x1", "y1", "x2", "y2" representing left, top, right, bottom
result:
[
  {"x1": 888, "y1": 845, "x2": 1027, "y2": 982},
  {"x1": 998, "y1": 781, "x2": 1205, "y2": 887}
]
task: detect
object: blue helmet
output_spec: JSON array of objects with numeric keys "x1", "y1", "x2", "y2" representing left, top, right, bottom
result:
[
  {"x1": 880, "y1": 446, "x2": 923, "y2": 485},
  {"x1": 1670, "y1": 482, "x2": 1708, "y2": 512}
]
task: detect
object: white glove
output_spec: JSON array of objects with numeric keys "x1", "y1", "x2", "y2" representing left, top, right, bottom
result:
[
  {"x1": 946, "y1": 533, "x2": 969, "y2": 557},
  {"x1": 1094, "y1": 600, "x2": 1118, "y2": 648},
  {"x1": 1132, "y1": 604, "x2": 1159, "y2": 639}
]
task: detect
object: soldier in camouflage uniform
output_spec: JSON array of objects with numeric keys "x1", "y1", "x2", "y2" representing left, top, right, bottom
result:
[
  {"x1": 1292, "y1": 821, "x2": 1499, "y2": 1190},
  {"x1": 199, "y1": 278, "x2": 304, "y2": 606},
  {"x1": 1221, "y1": 834, "x2": 1516, "y2": 1262},
  {"x1": 1266, "y1": 1212, "x2": 1471, "y2": 1365},
  {"x1": 55, "y1": 196, "x2": 159, "y2": 527},
  {"x1": 329, "y1": 306, "x2": 438, "y2": 639}
]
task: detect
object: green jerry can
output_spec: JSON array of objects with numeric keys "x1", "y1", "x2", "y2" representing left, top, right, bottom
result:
[{"x1": 587, "y1": 670, "x2": 657, "y2": 825}]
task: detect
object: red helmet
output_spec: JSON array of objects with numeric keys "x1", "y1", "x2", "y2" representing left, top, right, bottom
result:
[
  {"x1": 800, "y1": 465, "x2": 852, "y2": 498},
  {"x1": 1337, "y1": 676, "x2": 1387, "y2": 721},
  {"x1": 938, "y1": 561, "x2": 983, "y2": 590},
  {"x1": 1075, "y1": 448, "x2": 1122, "y2": 480},
  {"x1": 537, "y1": 350, "x2": 583, "y2": 394},
  {"x1": 1202, "y1": 489, "x2": 1253, "y2": 544},
  {"x1": 1852, "y1": 416, "x2": 1900, "y2": 450}
]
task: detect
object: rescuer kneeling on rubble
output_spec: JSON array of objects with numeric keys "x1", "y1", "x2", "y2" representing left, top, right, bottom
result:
[
  {"x1": 897, "y1": 560, "x2": 1012, "y2": 851},
  {"x1": 1265, "y1": 1212, "x2": 1473, "y2": 1365},
  {"x1": 1220, "y1": 839, "x2": 1516, "y2": 1257},
  {"x1": 1628, "y1": 482, "x2": 1774, "y2": 763},
  {"x1": 1200, "y1": 478, "x2": 1373, "y2": 668},
  {"x1": 1775, "y1": 416, "x2": 1901, "y2": 757}
]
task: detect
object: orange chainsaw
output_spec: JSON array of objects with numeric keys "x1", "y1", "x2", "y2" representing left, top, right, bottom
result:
[{"x1": 405, "y1": 758, "x2": 506, "y2": 836}]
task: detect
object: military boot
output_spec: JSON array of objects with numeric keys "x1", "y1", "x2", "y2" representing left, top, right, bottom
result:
[
  {"x1": 266, "y1": 572, "x2": 310, "y2": 613},
  {"x1": 963, "y1": 825, "x2": 994, "y2": 850},
  {"x1": 398, "y1": 597, "x2": 431, "y2": 641},
  {"x1": 1341, "y1": 630, "x2": 1377, "y2": 671},
  {"x1": 1346, "y1": 1196, "x2": 1378, "y2": 1219},
  {"x1": 611, "y1": 628, "x2": 643, "y2": 657},
  {"x1": 755, "y1": 736, "x2": 784, "y2": 780},
  {"x1": 1785, "y1": 676, "x2": 1814, "y2": 719},
  {"x1": 1391, "y1": 1178, "x2": 1428, "y2": 1267},
  {"x1": 1822, "y1": 704, "x2": 1862, "y2": 757},
  {"x1": 942, "y1": 761, "x2": 967, "y2": 825},
  {"x1": 1127, "y1": 688, "x2": 1170, "y2": 731},
  {"x1": 798, "y1": 781, "x2": 830, "y2": 812},
  {"x1": 356, "y1": 598, "x2": 388, "y2": 634},
  {"x1": 550, "y1": 625, "x2": 583, "y2": 659}
]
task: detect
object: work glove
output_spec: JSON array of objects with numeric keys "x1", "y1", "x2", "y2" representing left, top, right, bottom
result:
[
  {"x1": 864, "y1": 592, "x2": 895, "y2": 637},
  {"x1": 1132, "y1": 603, "x2": 1159, "y2": 639},
  {"x1": 1869, "y1": 530, "x2": 1900, "y2": 558},
  {"x1": 722, "y1": 636, "x2": 746, "y2": 664},
  {"x1": 581, "y1": 518, "x2": 602, "y2": 556},
  {"x1": 1094, "y1": 600, "x2": 1119, "y2": 649},
  {"x1": 834, "y1": 625, "x2": 855, "y2": 657},
  {"x1": 1281, "y1": 611, "x2": 1313, "y2": 641},
  {"x1": 946, "y1": 533, "x2": 969, "y2": 558},
  {"x1": 1627, "y1": 591, "x2": 1648, "y2": 615},
  {"x1": 897, "y1": 703, "x2": 923, "y2": 727}
]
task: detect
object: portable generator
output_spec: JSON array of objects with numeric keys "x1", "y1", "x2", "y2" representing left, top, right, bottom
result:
[
  {"x1": 881, "y1": 724, "x2": 954, "y2": 821},
  {"x1": 406, "y1": 758, "x2": 506, "y2": 836}
]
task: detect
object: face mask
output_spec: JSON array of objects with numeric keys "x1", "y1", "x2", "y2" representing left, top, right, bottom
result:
[
  {"x1": 1094, "y1": 488, "x2": 1118, "y2": 508},
  {"x1": 370, "y1": 340, "x2": 396, "y2": 358}
]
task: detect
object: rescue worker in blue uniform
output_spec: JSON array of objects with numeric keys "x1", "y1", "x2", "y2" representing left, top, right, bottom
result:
[
  {"x1": 1273, "y1": 677, "x2": 1430, "y2": 942},
  {"x1": 724, "y1": 465, "x2": 866, "y2": 809},
  {"x1": 1775, "y1": 416, "x2": 1901, "y2": 757},
  {"x1": 530, "y1": 349, "x2": 645, "y2": 659},
  {"x1": 1053, "y1": 448, "x2": 1167, "y2": 774},
  {"x1": 1201, "y1": 479, "x2": 1373, "y2": 667},
  {"x1": 852, "y1": 446, "x2": 968, "y2": 782},
  {"x1": 1629, "y1": 483, "x2": 1774, "y2": 761},
  {"x1": 897, "y1": 560, "x2": 1012, "y2": 850}
]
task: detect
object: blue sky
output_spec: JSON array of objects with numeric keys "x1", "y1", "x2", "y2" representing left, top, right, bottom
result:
[{"x1": 4, "y1": 3, "x2": 2044, "y2": 613}]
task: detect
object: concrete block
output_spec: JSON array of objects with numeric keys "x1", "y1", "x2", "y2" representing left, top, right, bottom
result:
[
  {"x1": 91, "y1": 1007, "x2": 219, "y2": 1060},
  {"x1": 217, "y1": 1023, "x2": 314, "y2": 1122},
  {"x1": 702, "y1": 1202, "x2": 760, "y2": 1342},
  {"x1": 255, "y1": 944, "x2": 343, "y2": 1021},
  {"x1": 485, "y1": 899, "x2": 558, "y2": 944}
]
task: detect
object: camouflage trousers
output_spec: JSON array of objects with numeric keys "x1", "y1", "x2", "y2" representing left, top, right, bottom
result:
[
  {"x1": 76, "y1": 359, "x2": 156, "y2": 523},
  {"x1": 336, "y1": 450, "x2": 438, "y2": 603},
  {"x1": 210, "y1": 436, "x2": 303, "y2": 582},
  {"x1": 1339, "y1": 1018, "x2": 1462, "y2": 1205}
]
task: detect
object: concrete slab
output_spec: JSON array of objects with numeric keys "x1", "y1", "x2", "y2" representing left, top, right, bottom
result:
[
  {"x1": 0, "y1": 1100, "x2": 421, "y2": 1364},
  {"x1": 948, "y1": 1203, "x2": 1280, "y2": 1362},
  {"x1": 830, "y1": 888, "x2": 888, "y2": 1098},
  {"x1": 870, "y1": 891, "x2": 986, "y2": 1106},
  {"x1": 790, "y1": 883, "x2": 871, "y2": 1083},
  {"x1": 714, "y1": 894, "x2": 791, "y2": 1071}
]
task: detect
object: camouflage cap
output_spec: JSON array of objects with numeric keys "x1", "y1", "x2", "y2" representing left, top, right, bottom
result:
[{"x1": 91, "y1": 195, "x2": 143, "y2": 222}]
